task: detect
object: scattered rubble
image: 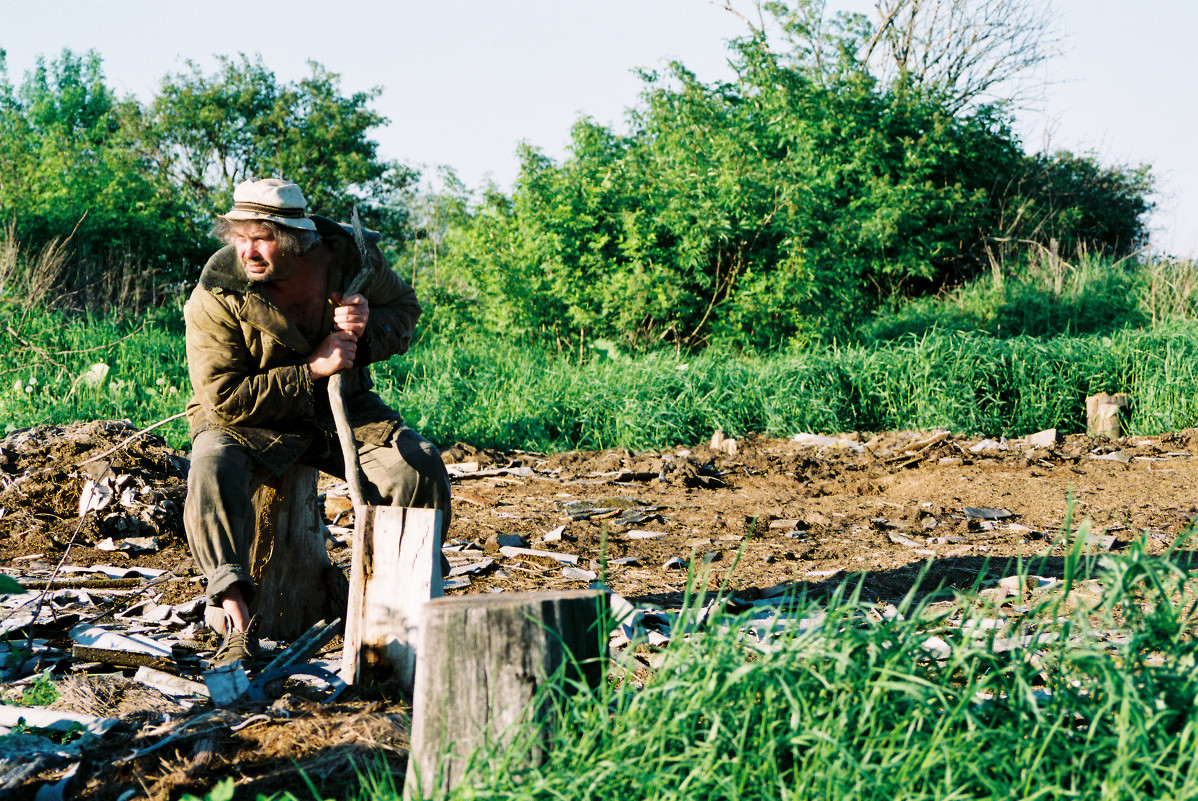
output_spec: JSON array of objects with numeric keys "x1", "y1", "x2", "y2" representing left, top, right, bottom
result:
[{"x1": 3, "y1": 424, "x2": 1198, "y2": 798}]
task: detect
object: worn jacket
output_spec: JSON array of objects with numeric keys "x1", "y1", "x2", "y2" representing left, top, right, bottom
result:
[{"x1": 184, "y1": 215, "x2": 421, "y2": 474}]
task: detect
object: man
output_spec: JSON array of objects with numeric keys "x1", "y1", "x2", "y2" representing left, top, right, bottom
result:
[{"x1": 183, "y1": 177, "x2": 451, "y2": 667}]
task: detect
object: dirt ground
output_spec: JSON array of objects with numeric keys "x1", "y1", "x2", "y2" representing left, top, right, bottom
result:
[{"x1": 3, "y1": 420, "x2": 1198, "y2": 799}]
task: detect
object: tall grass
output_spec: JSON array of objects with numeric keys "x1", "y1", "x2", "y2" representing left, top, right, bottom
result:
[
  {"x1": 6, "y1": 309, "x2": 1198, "y2": 452},
  {"x1": 371, "y1": 532, "x2": 1198, "y2": 801},
  {"x1": 0, "y1": 302, "x2": 190, "y2": 446},
  {"x1": 373, "y1": 324, "x2": 1198, "y2": 450},
  {"x1": 4, "y1": 248, "x2": 1198, "y2": 451}
]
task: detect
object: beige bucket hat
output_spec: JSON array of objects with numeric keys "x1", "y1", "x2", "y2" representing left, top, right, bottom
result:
[{"x1": 220, "y1": 178, "x2": 317, "y2": 231}]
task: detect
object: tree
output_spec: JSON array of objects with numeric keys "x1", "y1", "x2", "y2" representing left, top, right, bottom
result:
[
  {"x1": 431, "y1": 13, "x2": 1150, "y2": 352},
  {"x1": 728, "y1": 0, "x2": 1061, "y2": 113},
  {"x1": 0, "y1": 49, "x2": 196, "y2": 308},
  {"x1": 142, "y1": 55, "x2": 417, "y2": 244},
  {"x1": 861, "y1": 0, "x2": 1061, "y2": 113}
]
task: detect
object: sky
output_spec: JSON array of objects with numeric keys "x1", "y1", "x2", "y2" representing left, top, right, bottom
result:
[{"x1": 3, "y1": 0, "x2": 1195, "y2": 256}]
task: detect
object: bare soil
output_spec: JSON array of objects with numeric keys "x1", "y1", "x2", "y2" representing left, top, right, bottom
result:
[{"x1": 4, "y1": 421, "x2": 1198, "y2": 799}]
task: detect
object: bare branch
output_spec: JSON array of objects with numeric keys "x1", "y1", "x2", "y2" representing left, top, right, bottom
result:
[{"x1": 864, "y1": 0, "x2": 1061, "y2": 112}]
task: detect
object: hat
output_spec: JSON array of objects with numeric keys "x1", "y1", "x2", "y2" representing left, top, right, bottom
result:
[{"x1": 220, "y1": 178, "x2": 317, "y2": 231}]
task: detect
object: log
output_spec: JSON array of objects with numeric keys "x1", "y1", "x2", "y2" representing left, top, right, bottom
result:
[
  {"x1": 341, "y1": 506, "x2": 444, "y2": 688},
  {"x1": 249, "y1": 464, "x2": 341, "y2": 641},
  {"x1": 405, "y1": 590, "x2": 607, "y2": 798}
]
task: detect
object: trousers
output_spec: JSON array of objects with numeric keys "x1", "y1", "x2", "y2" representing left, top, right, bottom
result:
[{"x1": 184, "y1": 426, "x2": 452, "y2": 605}]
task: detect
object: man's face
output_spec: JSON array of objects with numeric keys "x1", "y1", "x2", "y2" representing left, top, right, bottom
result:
[{"x1": 233, "y1": 222, "x2": 294, "y2": 283}]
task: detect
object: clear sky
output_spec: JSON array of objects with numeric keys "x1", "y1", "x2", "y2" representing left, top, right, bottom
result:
[{"x1": 3, "y1": 0, "x2": 1194, "y2": 256}]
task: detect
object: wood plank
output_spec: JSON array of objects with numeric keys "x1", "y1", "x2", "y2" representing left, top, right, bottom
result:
[{"x1": 341, "y1": 506, "x2": 443, "y2": 689}]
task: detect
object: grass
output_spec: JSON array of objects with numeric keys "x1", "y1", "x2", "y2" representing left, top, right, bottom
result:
[
  {"x1": 326, "y1": 528, "x2": 1198, "y2": 801},
  {"x1": 378, "y1": 324, "x2": 1198, "y2": 449},
  {"x1": 1, "y1": 249, "x2": 1197, "y2": 453},
  {"x1": 7, "y1": 302, "x2": 1198, "y2": 452}
]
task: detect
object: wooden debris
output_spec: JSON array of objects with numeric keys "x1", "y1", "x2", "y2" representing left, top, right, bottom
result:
[
  {"x1": 134, "y1": 666, "x2": 209, "y2": 699},
  {"x1": 259, "y1": 618, "x2": 341, "y2": 678},
  {"x1": 1086, "y1": 393, "x2": 1130, "y2": 438},
  {"x1": 963, "y1": 507, "x2": 1013, "y2": 520},
  {"x1": 71, "y1": 646, "x2": 175, "y2": 672},
  {"x1": 342, "y1": 507, "x2": 443, "y2": 690},
  {"x1": 498, "y1": 546, "x2": 580, "y2": 565}
]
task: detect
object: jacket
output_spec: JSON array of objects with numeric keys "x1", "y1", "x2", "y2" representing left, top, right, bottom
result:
[{"x1": 184, "y1": 215, "x2": 421, "y2": 474}]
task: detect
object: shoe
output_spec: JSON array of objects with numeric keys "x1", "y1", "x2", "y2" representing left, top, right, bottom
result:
[{"x1": 211, "y1": 616, "x2": 259, "y2": 669}]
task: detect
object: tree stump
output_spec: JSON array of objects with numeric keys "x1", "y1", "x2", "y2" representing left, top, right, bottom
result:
[
  {"x1": 1086, "y1": 392, "x2": 1131, "y2": 438},
  {"x1": 405, "y1": 590, "x2": 607, "y2": 798},
  {"x1": 249, "y1": 464, "x2": 343, "y2": 641}
]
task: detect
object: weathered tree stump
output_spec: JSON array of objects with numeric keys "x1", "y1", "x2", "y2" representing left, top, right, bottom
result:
[
  {"x1": 1086, "y1": 392, "x2": 1131, "y2": 438},
  {"x1": 248, "y1": 464, "x2": 343, "y2": 641},
  {"x1": 405, "y1": 590, "x2": 607, "y2": 799},
  {"x1": 341, "y1": 506, "x2": 443, "y2": 688}
]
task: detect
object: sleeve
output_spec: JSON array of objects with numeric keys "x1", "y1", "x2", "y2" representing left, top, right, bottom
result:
[{"x1": 184, "y1": 289, "x2": 317, "y2": 427}]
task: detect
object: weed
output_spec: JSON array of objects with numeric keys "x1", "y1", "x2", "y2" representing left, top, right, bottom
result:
[{"x1": 19, "y1": 670, "x2": 59, "y2": 707}]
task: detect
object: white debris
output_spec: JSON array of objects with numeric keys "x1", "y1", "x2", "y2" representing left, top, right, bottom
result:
[
  {"x1": 563, "y1": 566, "x2": 597, "y2": 582},
  {"x1": 963, "y1": 507, "x2": 1013, "y2": 520},
  {"x1": 448, "y1": 558, "x2": 495, "y2": 577},
  {"x1": 134, "y1": 666, "x2": 209, "y2": 699},
  {"x1": 1025, "y1": 429, "x2": 1059, "y2": 449},
  {"x1": 70, "y1": 625, "x2": 172, "y2": 658},
  {"x1": 498, "y1": 546, "x2": 579, "y2": 565},
  {"x1": 1089, "y1": 450, "x2": 1132, "y2": 464},
  {"x1": 78, "y1": 478, "x2": 114, "y2": 515},
  {"x1": 792, "y1": 433, "x2": 865, "y2": 452},
  {"x1": 627, "y1": 530, "x2": 666, "y2": 540},
  {"x1": 0, "y1": 705, "x2": 118, "y2": 736}
]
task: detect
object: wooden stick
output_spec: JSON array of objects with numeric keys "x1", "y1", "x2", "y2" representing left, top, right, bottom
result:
[{"x1": 329, "y1": 206, "x2": 375, "y2": 510}]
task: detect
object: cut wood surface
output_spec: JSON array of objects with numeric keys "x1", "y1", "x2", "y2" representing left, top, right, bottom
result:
[
  {"x1": 341, "y1": 506, "x2": 444, "y2": 688},
  {"x1": 405, "y1": 589, "x2": 607, "y2": 798}
]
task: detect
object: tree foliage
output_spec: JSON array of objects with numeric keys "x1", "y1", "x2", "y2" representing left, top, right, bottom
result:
[
  {"x1": 0, "y1": 50, "x2": 194, "y2": 306},
  {"x1": 0, "y1": 49, "x2": 414, "y2": 308},
  {"x1": 143, "y1": 55, "x2": 416, "y2": 235},
  {"x1": 427, "y1": 4, "x2": 1152, "y2": 351}
]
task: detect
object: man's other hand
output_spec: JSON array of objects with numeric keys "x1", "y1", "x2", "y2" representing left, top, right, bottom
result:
[{"x1": 331, "y1": 292, "x2": 369, "y2": 338}]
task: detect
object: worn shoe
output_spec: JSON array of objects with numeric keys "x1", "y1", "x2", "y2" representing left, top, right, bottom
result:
[{"x1": 211, "y1": 616, "x2": 260, "y2": 669}]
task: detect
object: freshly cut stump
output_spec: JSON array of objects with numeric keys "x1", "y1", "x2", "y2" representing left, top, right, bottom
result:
[
  {"x1": 341, "y1": 506, "x2": 444, "y2": 689},
  {"x1": 405, "y1": 590, "x2": 607, "y2": 798}
]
